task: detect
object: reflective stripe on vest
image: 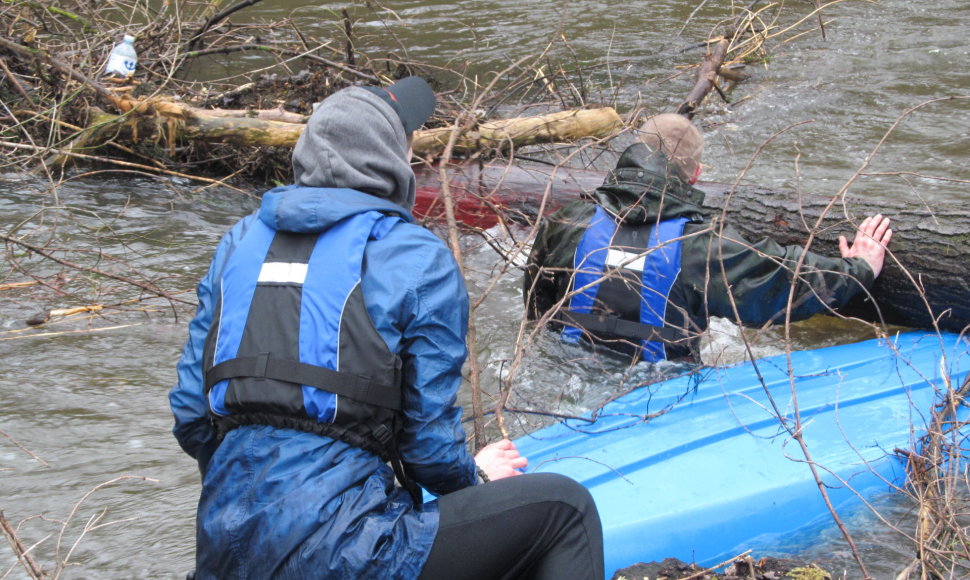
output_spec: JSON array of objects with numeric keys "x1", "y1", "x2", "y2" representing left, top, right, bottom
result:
[{"x1": 562, "y1": 206, "x2": 688, "y2": 362}]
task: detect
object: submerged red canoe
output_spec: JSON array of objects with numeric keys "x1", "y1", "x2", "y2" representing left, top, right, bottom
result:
[{"x1": 413, "y1": 162, "x2": 604, "y2": 229}]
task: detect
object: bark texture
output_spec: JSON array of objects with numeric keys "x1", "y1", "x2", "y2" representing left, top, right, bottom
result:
[
  {"x1": 677, "y1": 38, "x2": 730, "y2": 118},
  {"x1": 412, "y1": 108, "x2": 623, "y2": 157}
]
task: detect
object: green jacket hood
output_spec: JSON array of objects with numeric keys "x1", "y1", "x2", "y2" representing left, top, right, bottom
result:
[{"x1": 587, "y1": 142, "x2": 706, "y2": 225}]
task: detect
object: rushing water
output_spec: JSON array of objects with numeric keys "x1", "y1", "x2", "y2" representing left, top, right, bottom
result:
[{"x1": 1, "y1": 0, "x2": 968, "y2": 578}]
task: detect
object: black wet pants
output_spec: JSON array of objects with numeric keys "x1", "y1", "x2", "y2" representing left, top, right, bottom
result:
[{"x1": 418, "y1": 472, "x2": 604, "y2": 580}]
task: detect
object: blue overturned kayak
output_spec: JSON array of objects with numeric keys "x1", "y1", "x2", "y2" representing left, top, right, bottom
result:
[{"x1": 514, "y1": 331, "x2": 970, "y2": 576}]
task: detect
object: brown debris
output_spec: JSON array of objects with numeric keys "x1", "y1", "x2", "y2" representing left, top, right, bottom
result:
[{"x1": 612, "y1": 556, "x2": 833, "y2": 580}]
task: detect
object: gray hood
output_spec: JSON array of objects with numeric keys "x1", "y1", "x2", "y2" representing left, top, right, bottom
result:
[{"x1": 292, "y1": 86, "x2": 416, "y2": 209}]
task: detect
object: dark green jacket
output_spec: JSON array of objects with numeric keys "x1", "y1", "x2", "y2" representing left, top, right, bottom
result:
[{"x1": 523, "y1": 143, "x2": 875, "y2": 362}]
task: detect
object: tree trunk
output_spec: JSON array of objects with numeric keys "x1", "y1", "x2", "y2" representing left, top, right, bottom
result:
[
  {"x1": 700, "y1": 180, "x2": 970, "y2": 337},
  {"x1": 181, "y1": 114, "x2": 306, "y2": 147},
  {"x1": 73, "y1": 98, "x2": 622, "y2": 158},
  {"x1": 412, "y1": 108, "x2": 623, "y2": 157},
  {"x1": 414, "y1": 162, "x2": 970, "y2": 334}
]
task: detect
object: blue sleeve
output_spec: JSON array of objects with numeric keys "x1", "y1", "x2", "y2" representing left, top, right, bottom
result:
[
  {"x1": 389, "y1": 233, "x2": 478, "y2": 495},
  {"x1": 168, "y1": 217, "x2": 252, "y2": 476}
]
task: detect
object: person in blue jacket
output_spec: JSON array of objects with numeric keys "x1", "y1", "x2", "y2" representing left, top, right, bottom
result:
[{"x1": 169, "y1": 77, "x2": 604, "y2": 580}]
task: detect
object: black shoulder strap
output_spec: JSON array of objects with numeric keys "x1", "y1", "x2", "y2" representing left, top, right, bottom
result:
[
  {"x1": 205, "y1": 353, "x2": 401, "y2": 411},
  {"x1": 555, "y1": 310, "x2": 685, "y2": 343}
]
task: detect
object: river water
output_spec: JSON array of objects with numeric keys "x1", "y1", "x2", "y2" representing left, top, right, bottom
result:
[{"x1": 1, "y1": 0, "x2": 968, "y2": 578}]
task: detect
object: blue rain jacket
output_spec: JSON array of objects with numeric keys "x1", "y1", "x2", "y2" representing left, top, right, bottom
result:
[{"x1": 169, "y1": 185, "x2": 478, "y2": 579}]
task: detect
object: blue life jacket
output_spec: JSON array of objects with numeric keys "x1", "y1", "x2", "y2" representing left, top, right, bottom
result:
[
  {"x1": 202, "y1": 209, "x2": 416, "y2": 492},
  {"x1": 562, "y1": 206, "x2": 688, "y2": 362}
]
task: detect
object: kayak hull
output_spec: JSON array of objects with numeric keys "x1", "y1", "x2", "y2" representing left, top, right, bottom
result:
[{"x1": 514, "y1": 332, "x2": 970, "y2": 575}]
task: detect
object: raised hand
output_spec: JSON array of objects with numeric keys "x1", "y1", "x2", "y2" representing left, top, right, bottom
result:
[{"x1": 839, "y1": 214, "x2": 893, "y2": 278}]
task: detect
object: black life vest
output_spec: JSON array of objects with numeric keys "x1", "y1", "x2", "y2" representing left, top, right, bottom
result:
[
  {"x1": 202, "y1": 211, "x2": 420, "y2": 501},
  {"x1": 562, "y1": 206, "x2": 688, "y2": 362}
]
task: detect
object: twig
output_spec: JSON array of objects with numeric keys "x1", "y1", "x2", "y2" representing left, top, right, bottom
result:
[
  {"x1": 677, "y1": 549, "x2": 753, "y2": 580},
  {"x1": 177, "y1": 42, "x2": 379, "y2": 82},
  {"x1": 188, "y1": 0, "x2": 264, "y2": 50},
  {"x1": 0, "y1": 140, "x2": 248, "y2": 193},
  {"x1": 0, "y1": 429, "x2": 49, "y2": 467},
  {"x1": 0, "y1": 281, "x2": 40, "y2": 291},
  {"x1": 435, "y1": 63, "x2": 524, "y2": 445},
  {"x1": 51, "y1": 475, "x2": 158, "y2": 577},
  {"x1": 0, "y1": 232, "x2": 192, "y2": 307},
  {"x1": 342, "y1": 9, "x2": 355, "y2": 67},
  {"x1": 0, "y1": 36, "x2": 125, "y2": 111},
  {"x1": 0, "y1": 324, "x2": 144, "y2": 341},
  {"x1": 0, "y1": 511, "x2": 45, "y2": 580},
  {"x1": 0, "y1": 57, "x2": 36, "y2": 106}
]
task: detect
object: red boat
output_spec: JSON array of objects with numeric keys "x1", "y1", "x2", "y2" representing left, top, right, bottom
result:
[{"x1": 412, "y1": 162, "x2": 605, "y2": 229}]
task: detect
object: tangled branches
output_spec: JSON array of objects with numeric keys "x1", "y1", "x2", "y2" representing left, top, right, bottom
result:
[{"x1": 895, "y1": 372, "x2": 970, "y2": 579}]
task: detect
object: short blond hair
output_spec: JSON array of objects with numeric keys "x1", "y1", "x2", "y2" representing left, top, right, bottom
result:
[{"x1": 638, "y1": 113, "x2": 704, "y2": 179}]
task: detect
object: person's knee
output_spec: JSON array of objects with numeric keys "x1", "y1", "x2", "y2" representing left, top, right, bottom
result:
[
  {"x1": 529, "y1": 472, "x2": 604, "y2": 570},
  {"x1": 529, "y1": 472, "x2": 598, "y2": 517}
]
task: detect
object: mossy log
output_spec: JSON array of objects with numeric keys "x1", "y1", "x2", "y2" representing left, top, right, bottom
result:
[
  {"x1": 412, "y1": 108, "x2": 623, "y2": 156},
  {"x1": 70, "y1": 97, "x2": 623, "y2": 160},
  {"x1": 413, "y1": 162, "x2": 970, "y2": 334}
]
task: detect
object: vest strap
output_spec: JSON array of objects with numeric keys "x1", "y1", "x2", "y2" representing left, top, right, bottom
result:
[
  {"x1": 205, "y1": 355, "x2": 402, "y2": 411},
  {"x1": 555, "y1": 310, "x2": 684, "y2": 342},
  {"x1": 375, "y1": 421, "x2": 424, "y2": 505}
]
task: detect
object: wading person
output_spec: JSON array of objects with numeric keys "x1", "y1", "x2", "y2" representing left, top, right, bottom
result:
[
  {"x1": 169, "y1": 77, "x2": 603, "y2": 579},
  {"x1": 524, "y1": 113, "x2": 893, "y2": 364}
]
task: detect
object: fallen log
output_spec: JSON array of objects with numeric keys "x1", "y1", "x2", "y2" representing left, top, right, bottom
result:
[
  {"x1": 413, "y1": 162, "x2": 970, "y2": 334},
  {"x1": 412, "y1": 108, "x2": 623, "y2": 157},
  {"x1": 66, "y1": 97, "x2": 623, "y2": 161}
]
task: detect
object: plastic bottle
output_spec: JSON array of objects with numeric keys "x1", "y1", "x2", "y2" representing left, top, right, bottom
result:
[{"x1": 104, "y1": 35, "x2": 138, "y2": 77}]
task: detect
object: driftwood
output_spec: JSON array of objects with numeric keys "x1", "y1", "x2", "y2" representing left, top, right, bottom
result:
[
  {"x1": 5, "y1": 7, "x2": 751, "y2": 173},
  {"x1": 676, "y1": 12, "x2": 757, "y2": 119},
  {"x1": 677, "y1": 38, "x2": 731, "y2": 118},
  {"x1": 413, "y1": 162, "x2": 970, "y2": 334},
  {"x1": 412, "y1": 108, "x2": 623, "y2": 157},
  {"x1": 63, "y1": 97, "x2": 623, "y2": 164}
]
